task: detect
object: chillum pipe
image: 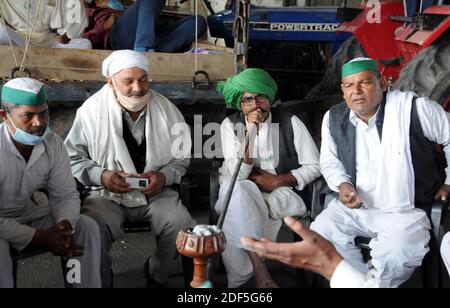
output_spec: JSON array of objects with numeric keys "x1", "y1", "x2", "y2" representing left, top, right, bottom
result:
[{"x1": 217, "y1": 122, "x2": 256, "y2": 230}]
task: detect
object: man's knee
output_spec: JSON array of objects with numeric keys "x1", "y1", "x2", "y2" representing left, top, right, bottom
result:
[
  {"x1": 376, "y1": 227, "x2": 430, "y2": 264},
  {"x1": 219, "y1": 180, "x2": 260, "y2": 209},
  {"x1": 232, "y1": 180, "x2": 259, "y2": 196},
  {"x1": 76, "y1": 215, "x2": 100, "y2": 238},
  {"x1": 164, "y1": 206, "x2": 194, "y2": 231}
]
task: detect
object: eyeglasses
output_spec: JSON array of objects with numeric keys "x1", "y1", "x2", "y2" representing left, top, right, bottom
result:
[{"x1": 240, "y1": 94, "x2": 268, "y2": 106}]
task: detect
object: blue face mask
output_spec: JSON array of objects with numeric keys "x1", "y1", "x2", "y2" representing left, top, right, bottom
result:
[
  {"x1": 7, "y1": 116, "x2": 51, "y2": 146},
  {"x1": 107, "y1": 0, "x2": 124, "y2": 11}
]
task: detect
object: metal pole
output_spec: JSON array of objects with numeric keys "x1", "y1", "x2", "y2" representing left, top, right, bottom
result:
[{"x1": 217, "y1": 126, "x2": 255, "y2": 230}]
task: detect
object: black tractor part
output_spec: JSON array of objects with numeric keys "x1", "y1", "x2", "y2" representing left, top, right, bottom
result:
[
  {"x1": 304, "y1": 36, "x2": 366, "y2": 99},
  {"x1": 393, "y1": 32, "x2": 450, "y2": 106}
]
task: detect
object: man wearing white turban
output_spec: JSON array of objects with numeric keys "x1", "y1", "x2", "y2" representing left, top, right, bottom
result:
[{"x1": 65, "y1": 50, "x2": 195, "y2": 288}]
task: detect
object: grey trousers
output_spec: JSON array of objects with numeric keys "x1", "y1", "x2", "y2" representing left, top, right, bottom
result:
[
  {"x1": 0, "y1": 214, "x2": 102, "y2": 288},
  {"x1": 82, "y1": 188, "x2": 195, "y2": 287}
]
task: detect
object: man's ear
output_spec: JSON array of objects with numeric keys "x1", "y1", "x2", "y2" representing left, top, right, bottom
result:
[
  {"x1": 379, "y1": 75, "x2": 388, "y2": 92},
  {"x1": 0, "y1": 109, "x2": 8, "y2": 121}
]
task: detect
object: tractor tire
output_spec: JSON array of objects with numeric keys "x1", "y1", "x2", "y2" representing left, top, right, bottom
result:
[
  {"x1": 305, "y1": 36, "x2": 366, "y2": 99},
  {"x1": 393, "y1": 33, "x2": 450, "y2": 107}
]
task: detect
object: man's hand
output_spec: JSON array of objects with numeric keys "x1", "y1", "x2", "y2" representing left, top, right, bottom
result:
[
  {"x1": 138, "y1": 171, "x2": 166, "y2": 197},
  {"x1": 339, "y1": 182, "x2": 363, "y2": 209},
  {"x1": 57, "y1": 34, "x2": 70, "y2": 44},
  {"x1": 249, "y1": 168, "x2": 281, "y2": 193},
  {"x1": 246, "y1": 108, "x2": 264, "y2": 126},
  {"x1": 101, "y1": 170, "x2": 132, "y2": 194},
  {"x1": 32, "y1": 220, "x2": 84, "y2": 258},
  {"x1": 434, "y1": 184, "x2": 450, "y2": 209},
  {"x1": 434, "y1": 184, "x2": 450, "y2": 201},
  {"x1": 55, "y1": 220, "x2": 84, "y2": 258},
  {"x1": 241, "y1": 216, "x2": 343, "y2": 281}
]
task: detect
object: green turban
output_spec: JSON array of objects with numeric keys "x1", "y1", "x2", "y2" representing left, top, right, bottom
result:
[
  {"x1": 342, "y1": 57, "x2": 379, "y2": 78},
  {"x1": 217, "y1": 68, "x2": 278, "y2": 110},
  {"x1": 1, "y1": 78, "x2": 47, "y2": 106}
]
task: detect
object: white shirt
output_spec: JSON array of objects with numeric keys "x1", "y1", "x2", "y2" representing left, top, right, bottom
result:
[
  {"x1": 321, "y1": 95, "x2": 450, "y2": 208},
  {"x1": 0, "y1": 123, "x2": 80, "y2": 250},
  {"x1": 219, "y1": 112, "x2": 321, "y2": 190},
  {"x1": 123, "y1": 109, "x2": 146, "y2": 145},
  {"x1": 330, "y1": 260, "x2": 381, "y2": 288}
]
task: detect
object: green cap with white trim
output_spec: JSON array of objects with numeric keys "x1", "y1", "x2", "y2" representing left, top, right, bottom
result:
[
  {"x1": 1, "y1": 78, "x2": 47, "y2": 106},
  {"x1": 342, "y1": 57, "x2": 379, "y2": 78}
]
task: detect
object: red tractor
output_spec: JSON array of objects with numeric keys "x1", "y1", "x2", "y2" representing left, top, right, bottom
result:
[{"x1": 307, "y1": 0, "x2": 450, "y2": 110}]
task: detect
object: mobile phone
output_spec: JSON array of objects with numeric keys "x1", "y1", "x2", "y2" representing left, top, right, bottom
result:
[{"x1": 125, "y1": 177, "x2": 149, "y2": 189}]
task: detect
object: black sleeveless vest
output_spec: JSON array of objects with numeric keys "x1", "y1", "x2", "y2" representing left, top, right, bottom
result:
[
  {"x1": 228, "y1": 109, "x2": 312, "y2": 202},
  {"x1": 328, "y1": 97, "x2": 446, "y2": 210},
  {"x1": 122, "y1": 117, "x2": 147, "y2": 174}
]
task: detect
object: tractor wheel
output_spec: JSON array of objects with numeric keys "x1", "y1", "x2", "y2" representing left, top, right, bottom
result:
[
  {"x1": 305, "y1": 36, "x2": 366, "y2": 99},
  {"x1": 393, "y1": 33, "x2": 450, "y2": 109}
]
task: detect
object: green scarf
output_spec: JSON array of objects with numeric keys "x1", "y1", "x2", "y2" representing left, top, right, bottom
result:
[{"x1": 217, "y1": 68, "x2": 278, "y2": 110}]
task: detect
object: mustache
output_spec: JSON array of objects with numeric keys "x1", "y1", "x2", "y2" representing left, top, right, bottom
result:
[
  {"x1": 125, "y1": 91, "x2": 147, "y2": 98},
  {"x1": 27, "y1": 127, "x2": 46, "y2": 136}
]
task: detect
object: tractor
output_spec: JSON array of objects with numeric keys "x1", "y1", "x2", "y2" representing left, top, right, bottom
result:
[
  {"x1": 207, "y1": 0, "x2": 450, "y2": 109},
  {"x1": 307, "y1": 0, "x2": 450, "y2": 111}
]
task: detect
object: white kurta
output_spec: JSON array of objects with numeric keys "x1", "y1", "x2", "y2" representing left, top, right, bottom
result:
[
  {"x1": 0, "y1": 0, "x2": 91, "y2": 48},
  {"x1": 442, "y1": 232, "x2": 450, "y2": 276},
  {"x1": 0, "y1": 123, "x2": 80, "y2": 251},
  {"x1": 0, "y1": 122, "x2": 102, "y2": 288},
  {"x1": 330, "y1": 260, "x2": 380, "y2": 288},
  {"x1": 216, "y1": 112, "x2": 320, "y2": 287},
  {"x1": 313, "y1": 91, "x2": 450, "y2": 287},
  {"x1": 64, "y1": 84, "x2": 192, "y2": 207}
]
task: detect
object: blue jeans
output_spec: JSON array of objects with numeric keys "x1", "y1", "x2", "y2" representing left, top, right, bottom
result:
[{"x1": 109, "y1": 0, "x2": 207, "y2": 52}]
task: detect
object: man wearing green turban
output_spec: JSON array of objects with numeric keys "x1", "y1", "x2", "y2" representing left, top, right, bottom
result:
[
  {"x1": 217, "y1": 68, "x2": 278, "y2": 111},
  {"x1": 215, "y1": 68, "x2": 321, "y2": 287},
  {"x1": 0, "y1": 78, "x2": 101, "y2": 288},
  {"x1": 311, "y1": 57, "x2": 450, "y2": 287}
]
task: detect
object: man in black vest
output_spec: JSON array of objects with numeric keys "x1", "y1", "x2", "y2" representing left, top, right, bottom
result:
[
  {"x1": 311, "y1": 57, "x2": 450, "y2": 287},
  {"x1": 65, "y1": 50, "x2": 194, "y2": 288},
  {"x1": 216, "y1": 68, "x2": 321, "y2": 287}
]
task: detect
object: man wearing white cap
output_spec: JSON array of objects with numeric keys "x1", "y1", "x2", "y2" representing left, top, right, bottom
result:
[
  {"x1": 0, "y1": 0, "x2": 92, "y2": 49},
  {"x1": 65, "y1": 50, "x2": 194, "y2": 288},
  {"x1": 0, "y1": 78, "x2": 101, "y2": 288},
  {"x1": 310, "y1": 57, "x2": 450, "y2": 287}
]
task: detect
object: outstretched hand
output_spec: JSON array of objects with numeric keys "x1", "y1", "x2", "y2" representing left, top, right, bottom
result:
[{"x1": 241, "y1": 217, "x2": 343, "y2": 280}]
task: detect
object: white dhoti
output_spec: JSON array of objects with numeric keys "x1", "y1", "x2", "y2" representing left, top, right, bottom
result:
[
  {"x1": 0, "y1": 24, "x2": 92, "y2": 49},
  {"x1": 442, "y1": 232, "x2": 450, "y2": 276},
  {"x1": 311, "y1": 198, "x2": 431, "y2": 288},
  {"x1": 215, "y1": 179, "x2": 306, "y2": 287},
  {"x1": 0, "y1": 207, "x2": 101, "y2": 288}
]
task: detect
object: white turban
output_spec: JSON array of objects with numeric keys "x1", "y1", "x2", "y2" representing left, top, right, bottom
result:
[{"x1": 102, "y1": 50, "x2": 149, "y2": 78}]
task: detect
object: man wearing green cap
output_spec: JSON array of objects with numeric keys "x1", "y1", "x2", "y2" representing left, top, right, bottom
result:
[
  {"x1": 311, "y1": 57, "x2": 450, "y2": 287},
  {"x1": 0, "y1": 78, "x2": 101, "y2": 288},
  {"x1": 216, "y1": 68, "x2": 321, "y2": 287}
]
